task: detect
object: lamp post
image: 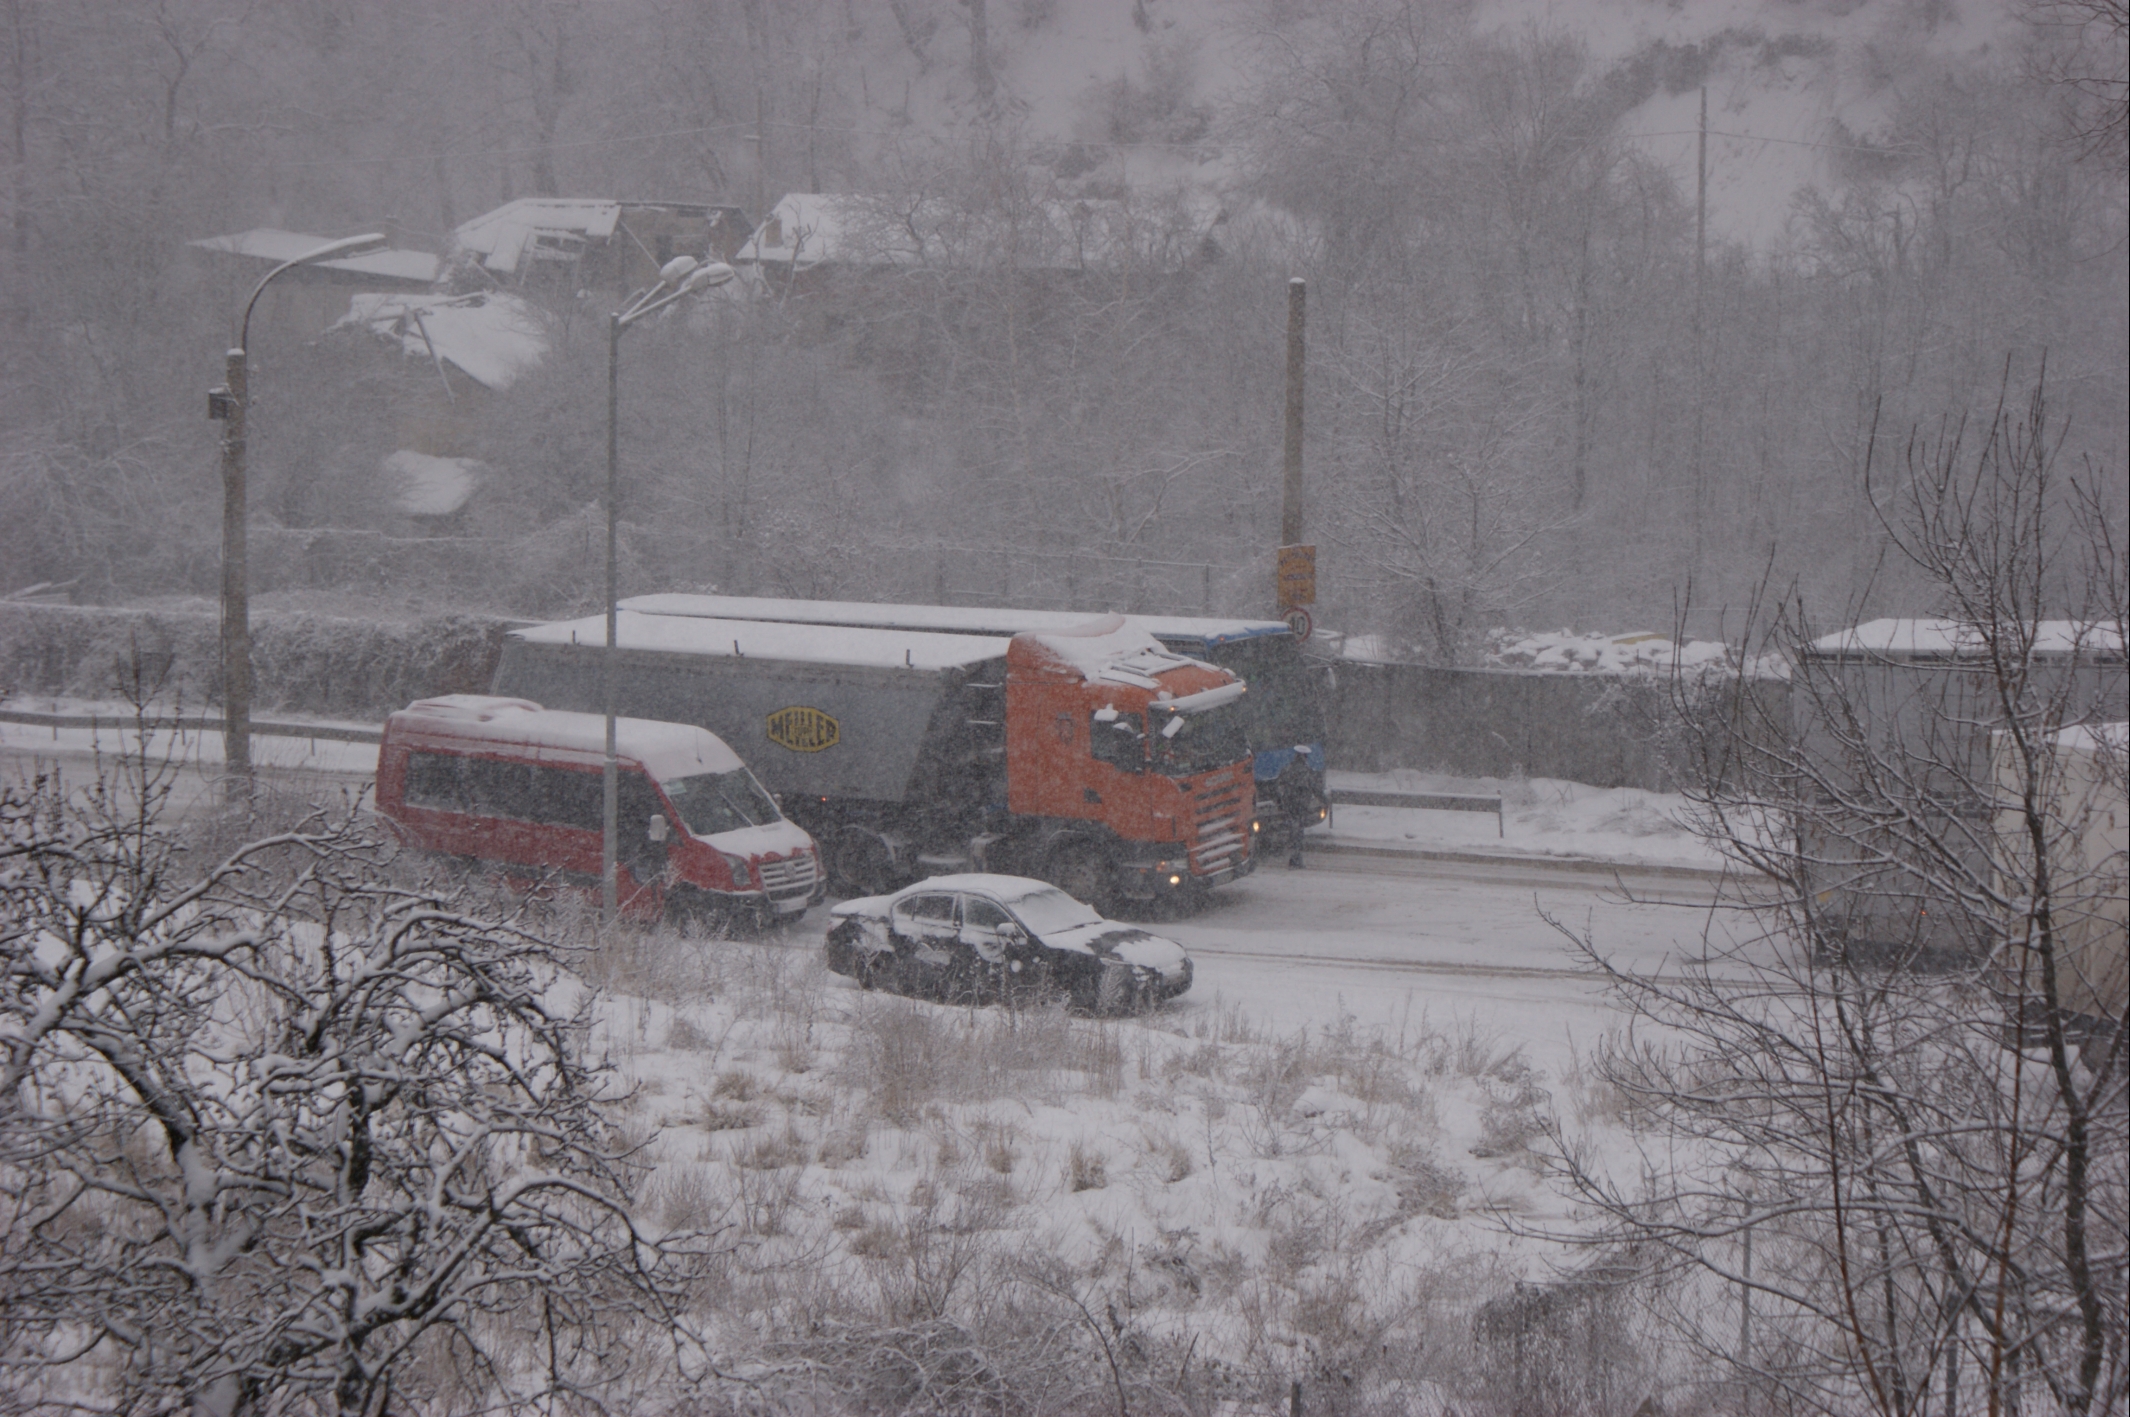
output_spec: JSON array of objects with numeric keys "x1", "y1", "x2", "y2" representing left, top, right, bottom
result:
[
  {"x1": 602, "y1": 257, "x2": 737, "y2": 923},
  {"x1": 207, "y1": 231, "x2": 387, "y2": 799}
]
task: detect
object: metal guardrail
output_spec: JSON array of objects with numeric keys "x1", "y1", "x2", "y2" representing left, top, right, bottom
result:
[
  {"x1": 1328, "y1": 786, "x2": 1505, "y2": 837},
  {"x1": 0, "y1": 708, "x2": 381, "y2": 746}
]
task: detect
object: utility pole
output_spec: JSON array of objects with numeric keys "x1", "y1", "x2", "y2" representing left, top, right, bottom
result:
[
  {"x1": 208, "y1": 232, "x2": 386, "y2": 803},
  {"x1": 1692, "y1": 85, "x2": 1708, "y2": 558},
  {"x1": 1275, "y1": 278, "x2": 1316, "y2": 635},
  {"x1": 1281, "y1": 277, "x2": 1305, "y2": 549},
  {"x1": 601, "y1": 258, "x2": 738, "y2": 925},
  {"x1": 217, "y1": 347, "x2": 251, "y2": 793},
  {"x1": 603, "y1": 310, "x2": 622, "y2": 925}
]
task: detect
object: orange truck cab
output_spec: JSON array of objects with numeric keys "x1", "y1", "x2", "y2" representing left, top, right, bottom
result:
[
  {"x1": 489, "y1": 612, "x2": 1256, "y2": 909},
  {"x1": 374, "y1": 695, "x2": 824, "y2": 923},
  {"x1": 1002, "y1": 618, "x2": 1256, "y2": 901}
]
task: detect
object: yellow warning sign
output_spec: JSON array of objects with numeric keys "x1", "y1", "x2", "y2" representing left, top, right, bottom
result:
[
  {"x1": 1276, "y1": 543, "x2": 1316, "y2": 608},
  {"x1": 766, "y1": 705, "x2": 840, "y2": 752}
]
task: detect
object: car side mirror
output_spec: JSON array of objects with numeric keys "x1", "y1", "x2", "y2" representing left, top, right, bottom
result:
[
  {"x1": 647, "y1": 814, "x2": 670, "y2": 843},
  {"x1": 997, "y1": 923, "x2": 1027, "y2": 948}
]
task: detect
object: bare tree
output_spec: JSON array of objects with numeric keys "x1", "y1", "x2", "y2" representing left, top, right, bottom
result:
[
  {"x1": 0, "y1": 741, "x2": 698, "y2": 1413},
  {"x1": 1323, "y1": 306, "x2": 1562, "y2": 664},
  {"x1": 1542, "y1": 377, "x2": 2127, "y2": 1416}
]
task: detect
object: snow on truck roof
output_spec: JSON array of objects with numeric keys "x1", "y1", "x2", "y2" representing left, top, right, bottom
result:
[
  {"x1": 1010, "y1": 614, "x2": 1230, "y2": 694},
  {"x1": 387, "y1": 695, "x2": 743, "y2": 781},
  {"x1": 619, "y1": 592, "x2": 1292, "y2": 647},
  {"x1": 511, "y1": 610, "x2": 1011, "y2": 672}
]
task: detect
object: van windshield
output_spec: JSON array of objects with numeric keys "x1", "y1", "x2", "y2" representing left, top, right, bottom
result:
[{"x1": 662, "y1": 768, "x2": 782, "y2": 837}]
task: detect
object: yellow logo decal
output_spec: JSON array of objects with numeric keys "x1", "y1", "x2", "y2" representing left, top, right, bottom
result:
[{"x1": 766, "y1": 705, "x2": 840, "y2": 753}]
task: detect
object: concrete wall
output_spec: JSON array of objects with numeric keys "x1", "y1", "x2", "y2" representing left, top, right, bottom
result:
[{"x1": 1325, "y1": 660, "x2": 1789, "y2": 790}]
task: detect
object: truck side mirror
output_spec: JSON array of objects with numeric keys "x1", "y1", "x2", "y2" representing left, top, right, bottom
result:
[{"x1": 647, "y1": 814, "x2": 670, "y2": 843}]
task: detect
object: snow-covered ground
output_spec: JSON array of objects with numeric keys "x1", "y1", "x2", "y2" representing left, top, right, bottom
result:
[
  {"x1": 1325, "y1": 766, "x2": 1724, "y2": 872},
  {"x1": 582, "y1": 891, "x2": 1691, "y2": 1402}
]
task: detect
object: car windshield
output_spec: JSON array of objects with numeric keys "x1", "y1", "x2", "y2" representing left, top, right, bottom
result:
[
  {"x1": 1003, "y1": 887, "x2": 1104, "y2": 937},
  {"x1": 661, "y1": 768, "x2": 782, "y2": 837},
  {"x1": 1149, "y1": 702, "x2": 1251, "y2": 777}
]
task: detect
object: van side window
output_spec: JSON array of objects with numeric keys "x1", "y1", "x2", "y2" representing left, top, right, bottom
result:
[
  {"x1": 467, "y1": 758, "x2": 536, "y2": 819},
  {"x1": 404, "y1": 752, "x2": 468, "y2": 810},
  {"x1": 533, "y1": 768, "x2": 602, "y2": 831}
]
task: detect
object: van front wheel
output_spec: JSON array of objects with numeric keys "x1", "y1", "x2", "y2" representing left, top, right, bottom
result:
[{"x1": 832, "y1": 829, "x2": 896, "y2": 897}]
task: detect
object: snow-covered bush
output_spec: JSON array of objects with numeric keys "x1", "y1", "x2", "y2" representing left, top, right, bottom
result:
[
  {"x1": 0, "y1": 754, "x2": 691, "y2": 1413},
  {"x1": 1485, "y1": 626, "x2": 1785, "y2": 681},
  {"x1": 0, "y1": 602, "x2": 510, "y2": 718}
]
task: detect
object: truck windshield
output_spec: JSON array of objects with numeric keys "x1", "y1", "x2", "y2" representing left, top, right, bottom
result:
[
  {"x1": 1149, "y1": 703, "x2": 1251, "y2": 778},
  {"x1": 661, "y1": 768, "x2": 782, "y2": 838}
]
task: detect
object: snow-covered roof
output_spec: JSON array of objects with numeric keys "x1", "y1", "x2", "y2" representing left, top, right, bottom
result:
[
  {"x1": 2049, "y1": 722, "x2": 2129, "y2": 754},
  {"x1": 387, "y1": 695, "x2": 743, "y2": 781},
  {"x1": 1807, "y1": 618, "x2": 2123, "y2": 660},
  {"x1": 336, "y1": 291, "x2": 550, "y2": 391},
  {"x1": 188, "y1": 228, "x2": 440, "y2": 284},
  {"x1": 1486, "y1": 628, "x2": 1767, "y2": 677},
  {"x1": 1008, "y1": 614, "x2": 1227, "y2": 694},
  {"x1": 619, "y1": 592, "x2": 1290, "y2": 647},
  {"x1": 450, "y1": 199, "x2": 621, "y2": 277},
  {"x1": 512, "y1": 611, "x2": 1010, "y2": 673},
  {"x1": 885, "y1": 873, "x2": 1067, "y2": 902},
  {"x1": 733, "y1": 192, "x2": 1205, "y2": 273},
  {"x1": 384, "y1": 450, "x2": 482, "y2": 517}
]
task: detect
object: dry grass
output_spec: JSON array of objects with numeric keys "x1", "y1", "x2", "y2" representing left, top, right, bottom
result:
[{"x1": 548, "y1": 930, "x2": 1651, "y2": 1416}]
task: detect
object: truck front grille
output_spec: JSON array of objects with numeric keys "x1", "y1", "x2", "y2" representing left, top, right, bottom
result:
[
  {"x1": 1188, "y1": 773, "x2": 1253, "y2": 876},
  {"x1": 758, "y1": 851, "x2": 819, "y2": 900}
]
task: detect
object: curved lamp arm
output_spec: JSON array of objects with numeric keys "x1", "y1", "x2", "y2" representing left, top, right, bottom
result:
[{"x1": 237, "y1": 232, "x2": 389, "y2": 352}]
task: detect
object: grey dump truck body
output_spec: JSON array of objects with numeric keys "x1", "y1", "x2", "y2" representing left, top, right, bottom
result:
[{"x1": 494, "y1": 612, "x2": 1007, "y2": 811}]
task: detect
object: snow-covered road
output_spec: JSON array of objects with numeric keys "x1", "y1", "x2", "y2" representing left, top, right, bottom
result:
[
  {"x1": 1082, "y1": 850, "x2": 1734, "y2": 1080},
  {"x1": 2, "y1": 710, "x2": 1752, "y2": 1077}
]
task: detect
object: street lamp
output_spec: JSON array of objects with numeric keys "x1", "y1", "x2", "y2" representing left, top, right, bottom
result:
[
  {"x1": 602, "y1": 256, "x2": 737, "y2": 923},
  {"x1": 207, "y1": 231, "x2": 388, "y2": 798}
]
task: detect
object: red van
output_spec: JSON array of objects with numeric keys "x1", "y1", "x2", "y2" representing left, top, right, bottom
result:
[{"x1": 375, "y1": 695, "x2": 824, "y2": 924}]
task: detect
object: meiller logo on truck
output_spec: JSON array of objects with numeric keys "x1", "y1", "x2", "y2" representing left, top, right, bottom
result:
[
  {"x1": 490, "y1": 612, "x2": 1257, "y2": 907},
  {"x1": 374, "y1": 695, "x2": 824, "y2": 923}
]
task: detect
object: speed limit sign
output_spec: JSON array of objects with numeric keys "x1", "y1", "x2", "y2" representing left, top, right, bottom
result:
[{"x1": 1283, "y1": 607, "x2": 1313, "y2": 641}]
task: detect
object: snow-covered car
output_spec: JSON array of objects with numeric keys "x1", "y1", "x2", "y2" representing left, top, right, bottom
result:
[{"x1": 824, "y1": 873, "x2": 1193, "y2": 1013}]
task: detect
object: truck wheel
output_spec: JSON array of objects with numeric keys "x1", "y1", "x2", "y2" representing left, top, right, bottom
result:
[
  {"x1": 832, "y1": 829, "x2": 895, "y2": 897},
  {"x1": 1047, "y1": 842, "x2": 1114, "y2": 911}
]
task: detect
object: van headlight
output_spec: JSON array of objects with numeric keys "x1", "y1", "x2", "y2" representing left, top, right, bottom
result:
[{"x1": 721, "y1": 853, "x2": 754, "y2": 889}]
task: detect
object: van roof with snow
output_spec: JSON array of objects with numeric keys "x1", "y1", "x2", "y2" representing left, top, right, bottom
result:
[{"x1": 385, "y1": 695, "x2": 745, "y2": 781}]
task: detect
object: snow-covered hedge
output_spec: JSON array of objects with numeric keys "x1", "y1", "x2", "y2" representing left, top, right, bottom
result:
[
  {"x1": 1485, "y1": 627, "x2": 1783, "y2": 679},
  {"x1": 0, "y1": 602, "x2": 511, "y2": 718}
]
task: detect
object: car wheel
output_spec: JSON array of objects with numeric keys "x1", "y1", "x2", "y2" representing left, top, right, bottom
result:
[
  {"x1": 1093, "y1": 961, "x2": 1149, "y2": 1015},
  {"x1": 1046, "y1": 841, "x2": 1114, "y2": 911}
]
